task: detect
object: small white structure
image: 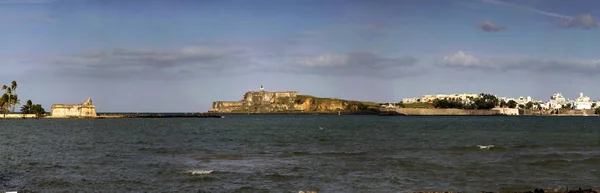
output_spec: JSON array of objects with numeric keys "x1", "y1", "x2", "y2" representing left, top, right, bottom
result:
[
  {"x1": 516, "y1": 96, "x2": 532, "y2": 105},
  {"x1": 402, "y1": 97, "x2": 419, "y2": 103},
  {"x1": 381, "y1": 103, "x2": 397, "y2": 108},
  {"x1": 575, "y1": 92, "x2": 593, "y2": 110},
  {"x1": 260, "y1": 85, "x2": 264, "y2": 91}
]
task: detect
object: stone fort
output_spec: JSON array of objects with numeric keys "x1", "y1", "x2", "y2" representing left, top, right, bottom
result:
[
  {"x1": 210, "y1": 85, "x2": 299, "y2": 113},
  {"x1": 51, "y1": 97, "x2": 98, "y2": 117}
]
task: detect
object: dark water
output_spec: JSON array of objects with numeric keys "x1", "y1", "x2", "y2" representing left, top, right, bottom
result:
[{"x1": 1, "y1": 115, "x2": 599, "y2": 192}]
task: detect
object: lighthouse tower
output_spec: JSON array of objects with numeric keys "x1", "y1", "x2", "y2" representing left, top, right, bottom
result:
[{"x1": 260, "y1": 85, "x2": 264, "y2": 92}]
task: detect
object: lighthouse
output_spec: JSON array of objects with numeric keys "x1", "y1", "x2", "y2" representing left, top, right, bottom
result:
[{"x1": 260, "y1": 85, "x2": 264, "y2": 91}]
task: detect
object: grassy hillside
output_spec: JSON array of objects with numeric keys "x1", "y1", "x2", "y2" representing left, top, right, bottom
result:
[{"x1": 295, "y1": 95, "x2": 379, "y2": 113}]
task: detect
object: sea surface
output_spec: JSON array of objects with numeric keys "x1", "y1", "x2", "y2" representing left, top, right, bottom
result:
[{"x1": 1, "y1": 115, "x2": 599, "y2": 192}]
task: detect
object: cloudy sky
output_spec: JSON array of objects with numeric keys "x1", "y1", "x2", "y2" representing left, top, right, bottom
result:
[{"x1": 2, "y1": 0, "x2": 600, "y2": 112}]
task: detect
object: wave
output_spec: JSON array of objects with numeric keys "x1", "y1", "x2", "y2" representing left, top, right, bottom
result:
[
  {"x1": 278, "y1": 151, "x2": 368, "y2": 157},
  {"x1": 185, "y1": 170, "x2": 214, "y2": 175},
  {"x1": 446, "y1": 145, "x2": 507, "y2": 152}
]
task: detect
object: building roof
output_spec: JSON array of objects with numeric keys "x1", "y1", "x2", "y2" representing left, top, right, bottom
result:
[{"x1": 51, "y1": 97, "x2": 95, "y2": 107}]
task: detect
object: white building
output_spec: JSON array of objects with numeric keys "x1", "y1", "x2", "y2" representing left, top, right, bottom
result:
[
  {"x1": 402, "y1": 97, "x2": 419, "y2": 103},
  {"x1": 574, "y1": 92, "x2": 593, "y2": 110},
  {"x1": 548, "y1": 93, "x2": 567, "y2": 109},
  {"x1": 516, "y1": 96, "x2": 532, "y2": 105}
]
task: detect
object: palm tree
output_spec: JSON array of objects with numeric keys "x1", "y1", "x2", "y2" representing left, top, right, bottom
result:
[
  {"x1": 10, "y1": 94, "x2": 20, "y2": 113},
  {"x1": 10, "y1": 80, "x2": 17, "y2": 112},
  {"x1": 21, "y1": 100, "x2": 32, "y2": 114},
  {"x1": 1, "y1": 85, "x2": 9, "y2": 114},
  {"x1": 0, "y1": 93, "x2": 8, "y2": 113}
]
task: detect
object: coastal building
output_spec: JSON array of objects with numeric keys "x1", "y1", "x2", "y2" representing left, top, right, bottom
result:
[
  {"x1": 574, "y1": 92, "x2": 593, "y2": 110},
  {"x1": 402, "y1": 97, "x2": 419, "y2": 103},
  {"x1": 50, "y1": 97, "x2": 97, "y2": 117},
  {"x1": 516, "y1": 96, "x2": 532, "y2": 105},
  {"x1": 417, "y1": 93, "x2": 478, "y2": 103},
  {"x1": 548, "y1": 93, "x2": 567, "y2": 109}
]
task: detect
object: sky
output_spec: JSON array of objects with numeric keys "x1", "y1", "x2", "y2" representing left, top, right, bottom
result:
[{"x1": 2, "y1": 0, "x2": 600, "y2": 112}]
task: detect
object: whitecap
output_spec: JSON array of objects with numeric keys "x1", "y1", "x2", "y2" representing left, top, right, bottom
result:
[
  {"x1": 186, "y1": 170, "x2": 214, "y2": 175},
  {"x1": 477, "y1": 145, "x2": 495, "y2": 149}
]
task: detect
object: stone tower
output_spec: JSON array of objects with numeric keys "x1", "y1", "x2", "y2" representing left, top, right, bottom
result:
[{"x1": 84, "y1": 97, "x2": 93, "y2": 105}]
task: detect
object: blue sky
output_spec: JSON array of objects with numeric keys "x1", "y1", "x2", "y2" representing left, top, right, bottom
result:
[{"x1": 2, "y1": 0, "x2": 600, "y2": 112}]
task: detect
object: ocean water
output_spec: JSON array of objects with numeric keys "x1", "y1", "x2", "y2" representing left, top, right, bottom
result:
[{"x1": 1, "y1": 115, "x2": 599, "y2": 192}]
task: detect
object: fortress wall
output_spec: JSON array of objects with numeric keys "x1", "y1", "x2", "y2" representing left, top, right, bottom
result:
[
  {"x1": 0, "y1": 114, "x2": 38, "y2": 118},
  {"x1": 275, "y1": 91, "x2": 299, "y2": 98},
  {"x1": 386, "y1": 108, "x2": 500, "y2": 115},
  {"x1": 51, "y1": 105, "x2": 97, "y2": 117},
  {"x1": 492, "y1": 108, "x2": 519, "y2": 115},
  {"x1": 522, "y1": 109, "x2": 595, "y2": 116},
  {"x1": 211, "y1": 101, "x2": 244, "y2": 110}
]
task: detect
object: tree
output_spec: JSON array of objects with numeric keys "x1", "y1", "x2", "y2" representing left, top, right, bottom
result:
[
  {"x1": 21, "y1": 100, "x2": 33, "y2": 114},
  {"x1": 472, "y1": 93, "x2": 498, "y2": 110},
  {"x1": 432, "y1": 98, "x2": 464, "y2": 109},
  {"x1": 1, "y1": 81, "x2": 19, "y2": 113},
  {"x1": 596, "y1": 107, "x2": 600, "y2": 114},
  {"x1": 10, "y1": 80, "x2": 17, "y2": 112},
  {"x1": 30, "y1": 104, "x2": 46, "y2": 115},
  {"x1": 518, "y1": 104, "x2": 525, "y2": 109},
  {"x1": 499, "y1": 100, "x2": 507, "y2": 108},
  {"x1": 507, "y1": 100, "x2": 518, "y2": 108},
  {"x1": 525, "y1": 102, "x2": 534, "y2": 109},
  {"x1": 564, "y1": 103, "x2": 572, "y2": 109}
]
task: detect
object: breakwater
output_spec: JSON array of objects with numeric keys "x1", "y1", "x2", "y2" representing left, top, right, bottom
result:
[{"x1": 43, "y1": 113, "x2": 224, "y2": 119}]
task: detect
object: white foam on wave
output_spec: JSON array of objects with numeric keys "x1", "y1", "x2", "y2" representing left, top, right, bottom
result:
[
  {"x1": 477, "y1": 145, "x2": 495, "y2": 149},
  {"x1": 185, "y1": 170, "x2": 214, "y2": 175}
]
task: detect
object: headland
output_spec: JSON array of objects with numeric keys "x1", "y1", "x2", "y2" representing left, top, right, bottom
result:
[{"x1": 208, "y1": 85, "x2": 379, "y2": 114}]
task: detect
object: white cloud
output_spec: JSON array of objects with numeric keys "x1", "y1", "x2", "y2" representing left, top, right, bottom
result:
[
  {"x1": 442, "y1": 51, "x2": 490, "y2": 68},
  {"x1": 559, "y1": 14, "x2": 599, "y2": 29},
  {"x1": 298, "y1": 54, "x2": 349, "y2": 67},
  {"x1": 275, "y1": 52, "x2": 420, "y2": 79},
  {"x1": 46, "y1": 47, "x2": 249, "y2": 80},
  {"x1": 438, "y1": 51, "x2": 600, "y2": 74}
]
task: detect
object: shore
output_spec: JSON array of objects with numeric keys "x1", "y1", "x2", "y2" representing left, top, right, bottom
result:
[
  {"x1": 379, "y1": 107, "x2": 599, "y2": 117},
  {"x1": 206, "y1": 111, "x2": 379, "y2": 115}
]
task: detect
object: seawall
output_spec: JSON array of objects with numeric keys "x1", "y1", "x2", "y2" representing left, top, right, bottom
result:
[
  {"x1": 380, "y1": 108, "x2": 502, "y2": 116},
  {"x1": 521, "y1": 109, "x2": 595, "y2": 116},
  {"x1": 0, "y1": 114, "x2": 39, "y2": 119}
]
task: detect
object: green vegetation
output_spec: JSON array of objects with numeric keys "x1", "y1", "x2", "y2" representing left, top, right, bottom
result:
[
  {"x1": 507, "y1": 100, "x2": 517, "y2": 108},
  {"x1": 20, "y1": 100, "x2": 46, "y2": 115},
  {"x1": 0, "y1": 80, "x2": 20, "y2": 113},
  {"x1": 432, "y1": 93, "x2": 499, "y2": 110},
  {"x1": 595, "y1": 107, "x2": 600, "y2": 114},
  {"x1": 294, "y1": 95, "x2": 379, "y2": 113}
]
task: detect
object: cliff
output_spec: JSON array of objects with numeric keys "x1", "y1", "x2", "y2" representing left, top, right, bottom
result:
[{"x1": 209, "y1": 90, "x2": 379, "y2": 114}]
